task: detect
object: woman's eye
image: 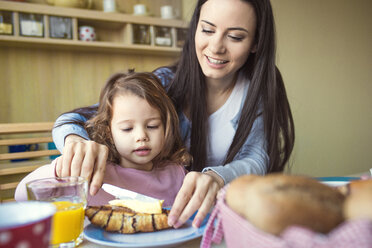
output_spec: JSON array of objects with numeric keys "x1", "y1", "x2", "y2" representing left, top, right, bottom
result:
[
  {"x1": 202, "y1": 28, "x2": 214, "y2": 34},
  {"x1": 228, "y1": 35, "x2": 244, "y2": 41}
]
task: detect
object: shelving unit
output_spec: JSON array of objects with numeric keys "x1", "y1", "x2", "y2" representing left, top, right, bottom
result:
[{"x1": 0, "y1": 1, "x2": 188, "y2": 55}]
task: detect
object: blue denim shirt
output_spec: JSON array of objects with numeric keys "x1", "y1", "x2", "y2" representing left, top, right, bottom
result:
[{"x1": 53, "y1": 68, "x2": 268, "y2": 184}]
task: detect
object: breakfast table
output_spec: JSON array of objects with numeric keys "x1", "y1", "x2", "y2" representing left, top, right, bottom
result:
[
  {"x1": 80, "y1": 236, "x2": 226, "y2": 248},
  {"x1": 79, "y1": 170, "x2": 372, "y2": 248},
  {"x1": 80, "y1": 217, "x2": 226, "y2": 248}
]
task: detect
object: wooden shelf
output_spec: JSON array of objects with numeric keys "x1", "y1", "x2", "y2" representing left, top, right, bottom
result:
[
  {"x1": 0, "y1": 1, "x2": 188, "y2": 55},
  {"x1": 0, "y1": 35, "x2": 182, "y2": 55}
]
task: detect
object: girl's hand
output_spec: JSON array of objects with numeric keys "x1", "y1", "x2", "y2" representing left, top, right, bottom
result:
[
  {"x1": 168, "y1": 171, "x2": 224, "y2": 228},
  {"x1": 55, "y1": 134, "x2": 108, "y2": 196}
]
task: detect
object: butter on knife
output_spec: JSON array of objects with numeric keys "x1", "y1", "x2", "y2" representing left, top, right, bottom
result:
[
  {"x1": 102, "y1": 184, "x2": 164, "y2": 214},
  {"x1": 109, "y1": 199, "x2": 164, "y2": 214}
]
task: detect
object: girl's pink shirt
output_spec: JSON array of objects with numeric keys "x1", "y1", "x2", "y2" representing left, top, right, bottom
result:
[{"x1": 15, "y1": 159, "x2": 187, "y2": 207}]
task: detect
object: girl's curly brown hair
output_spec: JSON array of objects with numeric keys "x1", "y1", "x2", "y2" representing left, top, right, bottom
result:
[{"x1": 85, "y1": 72, "x2": 191, "y2": 167}]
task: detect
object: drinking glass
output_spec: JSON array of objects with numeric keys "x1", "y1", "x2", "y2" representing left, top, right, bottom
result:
[{"x1": 26, "y1": 177, "x2": 88, "y2": 248}]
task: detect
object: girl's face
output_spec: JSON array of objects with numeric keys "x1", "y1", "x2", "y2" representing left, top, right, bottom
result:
[
  {"x1": 110, "y1": 93, "x2": 165, "y2": 171},
  {"x1": 195, "y1": 0, "x2": 257, "y2": 83}
]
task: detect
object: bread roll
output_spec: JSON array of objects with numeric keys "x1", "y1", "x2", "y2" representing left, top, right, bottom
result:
[
  {"x1": 226, "y1": 174, "x2": 345, "y2": 235},
  {"x1": 343, "y1": 179, "x2": 372, "y2": 221},
  {"x1": 337, "y1": 178, "x2": 372, "y2": 195}
]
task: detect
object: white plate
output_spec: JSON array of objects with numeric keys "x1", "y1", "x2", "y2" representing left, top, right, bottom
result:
[
  {"x1": 318, "y1": 176, "x2": 359, "y2": 187},
  {"x1": 84, "y1": 216, "x2": 207, "y2": 248},
  {"x1": 322, "y1": 181, "x2": 349, "y2": 187}
]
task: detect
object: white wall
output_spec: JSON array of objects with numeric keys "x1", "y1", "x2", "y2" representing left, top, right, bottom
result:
[{"x1": 273, "y1": 0, "x2": 372, "y2": 176}]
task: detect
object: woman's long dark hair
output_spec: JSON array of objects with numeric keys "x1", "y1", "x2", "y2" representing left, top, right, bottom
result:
[{"x1": 167, "y1": 0, "x2": 295, "y2": 172}]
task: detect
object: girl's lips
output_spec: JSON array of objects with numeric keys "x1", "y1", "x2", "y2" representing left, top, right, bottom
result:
[{"x1": 133, "y1": 147, "x2": 151, "y2": 156}]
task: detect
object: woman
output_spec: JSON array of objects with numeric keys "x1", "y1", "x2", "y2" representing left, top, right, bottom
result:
[{"x1": 52, "y1": 0, "x2": 295, "y2": 229}]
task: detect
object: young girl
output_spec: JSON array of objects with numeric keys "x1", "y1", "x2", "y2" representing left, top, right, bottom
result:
[{"x1": 15, "y1": 72, "x2": 190, "y2": 207}]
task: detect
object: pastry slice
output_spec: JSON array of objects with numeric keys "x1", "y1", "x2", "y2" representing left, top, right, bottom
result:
[{"x1": 85, "y1": 205, "x2": 171, "y2": 234}]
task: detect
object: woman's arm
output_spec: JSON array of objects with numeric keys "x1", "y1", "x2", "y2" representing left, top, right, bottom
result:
[
  {"x1": 52, "y1": 112, "x2": 90, "y2": 152},
  {"x1": 169, "y1": 115, "x2": 268, "y2": 229},
  {"x1": 202, "y1": 115, "x2": 268, "y2": 184},
  {"x1": 55, "y1": 134, "x2": 108, "y2": 196},
  {"x1": 52, "y1": 107, "x2": 108, "y2": 196}
]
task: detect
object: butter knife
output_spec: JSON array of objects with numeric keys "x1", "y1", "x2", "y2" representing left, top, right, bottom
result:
[{"x1": 102, "y1": 183, "x2": 160, "y2": 202}]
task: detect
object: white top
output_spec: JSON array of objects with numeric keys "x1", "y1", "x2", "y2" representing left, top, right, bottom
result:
[{"x1": 206, "y1": 74, "x2": 245, "y2": 166}]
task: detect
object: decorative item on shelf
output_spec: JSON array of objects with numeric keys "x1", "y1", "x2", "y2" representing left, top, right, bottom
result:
[
  {"x1": 48, "y1": 142, "x2": 59, "y2": 160},
  {"x1": 19, "y1": 13, "x2": 44, "y2": 37},
  {"x1": 132, "y1": 24, "x2": 151, "y2": 45},
  {"x1": 46, "y1": 0, "x2": 93, "y2": 9},
  {"x1": 0, "y1": 11, "x2": 13, "y2": 35},
  {"x1": 154, "y1": 26, "x2": 172, "y2": 47},
  {"x1": 176, "y1": 28, "x2": 188, "y2": 47},
  {"x1": 0, "y1": 2, "x2": 187, "y2": 54},
  {"x1": 133, "y1": 3, "x2": 149, "y2": 16},
  {"x1": 79, "y1": 25, "x2": 96, "y2": 41},
  {"x1": 49, "y1": 16, "x2": 72, "y2": 39},
  {"x1": 103, "y1": 0, "x2": 116, "y2": 13},
  {"x1": 8, "y1": 144, "x2": 38, "y2": 162},
  {"x1": 160, "y1": 5, "x2": 177, "y2": 19}
]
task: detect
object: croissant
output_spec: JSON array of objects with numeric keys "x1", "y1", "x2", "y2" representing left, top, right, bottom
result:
[{"x1": 85, "y1": 205, "x2": 171, "y2": 234}]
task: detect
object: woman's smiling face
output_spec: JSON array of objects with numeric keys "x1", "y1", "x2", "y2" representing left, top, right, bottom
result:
[{"x1": 195, "y1": 0, "x2": 257, "y2": 83}]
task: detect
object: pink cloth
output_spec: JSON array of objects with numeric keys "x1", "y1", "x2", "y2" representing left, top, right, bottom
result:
[
  {"x1": 201, "y1": 186, "x2": 372, "y2": 248},
  {"x1": 15, "y1": 159, "x2": 186, "y2": 207}
]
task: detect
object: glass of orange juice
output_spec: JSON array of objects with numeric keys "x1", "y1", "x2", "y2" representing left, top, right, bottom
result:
[{"x1": 26, "y1": 176, "x2": 88, "y2": 248}]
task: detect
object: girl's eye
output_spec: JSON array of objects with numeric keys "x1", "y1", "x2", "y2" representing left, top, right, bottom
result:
[
  {"x1": 202, "y1": 28, "x2": 214, "y2": 34},
  {"x1": 122, "y1": 128, "x2": 132, "y2": 132},
  {"x1": 147, "y1": 125, "x2": 159, "y2": 129}
]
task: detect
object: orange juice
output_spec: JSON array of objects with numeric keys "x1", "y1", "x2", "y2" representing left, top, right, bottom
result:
[{"x1": 51, "y1": 201, "x2": 85, "y2": 245}]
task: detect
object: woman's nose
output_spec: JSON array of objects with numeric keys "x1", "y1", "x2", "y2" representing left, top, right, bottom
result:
[{"x1": 209, "y1": 34, "x2": 226, "y2": 54}]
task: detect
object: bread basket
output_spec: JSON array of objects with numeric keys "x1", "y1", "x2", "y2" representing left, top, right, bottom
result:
[{"x1": 201, "y1": 186, "x2": 372, "y2": 248}]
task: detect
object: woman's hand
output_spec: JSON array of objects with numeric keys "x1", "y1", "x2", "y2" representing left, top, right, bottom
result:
[
  {"x1": 55, "y1": 134, "x2": 109, "y2": 196},
  {"x1": 168, "y1": 171, "x2": 224, "y2": 228}
]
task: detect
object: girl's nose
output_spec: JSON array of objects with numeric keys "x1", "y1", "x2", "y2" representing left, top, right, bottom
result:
[
  {"x1": 136, "y1": 129, "x2": 149, "y2": 142},
  {"x1": 137, "y1": 136, "x2": 149, "y2": 142}
]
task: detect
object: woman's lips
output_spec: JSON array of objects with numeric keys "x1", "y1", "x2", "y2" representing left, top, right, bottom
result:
[
  {"x1": 206, "y1": 55, "x2": 228, "y2": 64},
  {"x1": 205, "y1": 55, "x2": 228, "y2": 68}
]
